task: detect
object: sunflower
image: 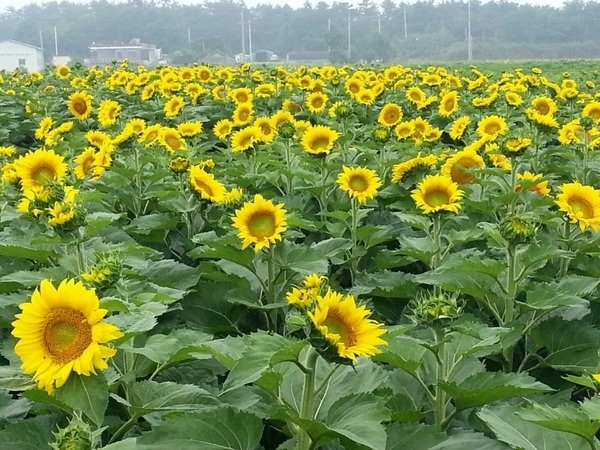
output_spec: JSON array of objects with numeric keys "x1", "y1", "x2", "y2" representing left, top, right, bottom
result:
[
  {"x1": 14, "y1": 149, "x2": 68, "y2": 190},
  {"x1": 177, "y1": 121, "x2": 203, "y2": 137},
  {"x1": 308, "y1": 288, "x2": 386, "y2": 361},
  {"x1": 213, "y1": 119, "x2": 234, "y2": 140},
  {"x1": 336, "y1": 166, "x2": 382, "y2": 204},
  {"x1": 355, "y1": 88, "x2": 376, "y2": 106},
  {"x1": 232, "y1": 194, "x2": 287, "y2": 252},
  {"x1": 449, "y1": 116, "x2": 471, "y2": 141},
  {"x1": 0, "y1": 145, "x2": 16, "y2": 157},
  {"x1": 188, "y1": 165, "x2": 227, "y2": 203},
  {"x1": 55, "y1": 65, "x2": 71, "y2": 79},
  {"x1": 516, "y1": 171, "x2": 550, "y2": 196},
  {"x1": 301, "y1": 125, "x2": 340, "y2": 156},
  {"x1": 158, "y1": 127, "x2": 186, "y2": 152},
  {"x1": 86, "y1": 130, "x2": 112, "y2": 150},
  {"x1": 255, "y1": 83, "x2": 276, "y2": 98},
  {"x1": 197, "y1": 66, "x2": 213, "y2": 82},
  {"x1": 231, "y1": 126, "x2": 262, "y2": 153},
  {"x1": 441, "y1": 148, "x2": 485, "y2": 185},
  {"x1": 67, "y1": 91, "x2": 93, "y2": 120},
  {"x1": 504, "y1": 137, "x2": 532, "y2": 154},
  {"x1": 394, "y1": 121, "x2": 415, "y2": 140},
  {"x1": 583, "y1": 101, "x2": 600, "y2": 122},
  {"x1": 406, "y1": 86, "x2": 427, "y2": 106},
  {"x1": 229, "y1": 87, "x2": 253, "y2": 104},
  {"x1": 391, "y1": 153, "x2": 438, "y2": 183},
  {"x1": 378, "y1": 103, "x2": 403, "y2": 127},
  {"x1": 254, "y1": 117, "x2": 276, "y2": 144},
  {"x1": 35, "y1": 117, "x2": 55, "y2": 141},
  {"x1": 139, "y1": 124, "x2": 162, "y2": 146},
  {"x1": 11, "y1": 279, "x2": 123, "y2": 394},
  {"x1": 124, "y1": 118, "x2": 147, "y2": 136},
  {"x1": 305, "y1": 92, "x2": 328, "y2": 113},
  {"x1": 97, "y1": 99, "x2": 121, "y2": 127},
  {"x1": 555, "y1": 182, "x2": 600, "y2": 231},
  {"x1": 345, "y1": 78, "x2": 363, "y2": 96},
  {"x1": 438, "y1": 90, "x2": 459, "y2": 118},
  {"x1": 411, "y1": 174, "x2": 464, "y2": 215},
  {"x1": 505, "y1": 91, "x2": 523, "y2": 107},
  {"x1": 232, "y1": 102, "x2": 254, "y2": 126},
  {"x1": 531, "y1": 96, "x2": 557, "y2": 116},
  {"x1": 74, "y1": 147, "x2": 98, "y2": 179},
  {"x1": 270, "y1": 110, "x2": 296, "y2": 130},
  {"x1": 164, "y1": 95, "x2": 184, "y2": 117},
  {"x1": 476, "y1": 115, "x2": 508, "y2": 141}
]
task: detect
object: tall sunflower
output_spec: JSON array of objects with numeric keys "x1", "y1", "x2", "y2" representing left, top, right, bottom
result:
[
  {"x1": 516, "y1": 171, "x2": 550, "y2": 196},
  {"x1": 11, "y1": 279, "x2": 123, "y2": 394},
  {"x1": 448, "y1": 116, "x2": 470, "y2": 141},
  {"x1": 476, "y1": 115, "x2": 508, "y2": 141},
  {"x1": 308, "y1": 288, "x2": 386, "y2": 361},
  {"x1": 67, "y1": 91, "x2": 93, "y2": 120},
  {"x1": 555, "y1": 182, "x2": 600, "y2": 231},
  {"x1": 97, "y1": 99, "x2": 121, "y2": 127},
  {"x1": 213, "y1": 119, "x2": 234, "y2": 141},
  {"x1": 301, "y1": 125, "x2": 340, "y2": 156},
  {"x1": 158, "y1": 127, "x2": 186, "y2": 152},
  {"x1": 441, "y1": 148, "x2": 485, "y2": 185},
  {"x1": 164, "y1": 95, "x2": 184, "y2": 117},
  {"x1": 35, "y1": 117, "x2": 55, "y2": 141},
  {"x1": 336, "y1": 165, "x2": 382, "y2": 204},
  {"x1": 232, "y1": 194, "x2": 287, "y2": 252},
  {"x1": 188, "y1": 165, "x2": 227, "y2": 203},
  {"x1": 411, "y1": 174, "x2": 464, "y2": 215},
  {"x1": 14, "y1": 149, "x2": 68, "y2": 190},
  {"x1": 231, "y1": 126, "x2": 261, "y2": 153},
  {"x1": 232, "y1": 102, "x2": 254, "y2": 126},
  {"x1": 378, "y1": 103, "x2": 403, "y2": 127},
  {"x1": 438, "y1": 90, "x2": 459, "y2": 118},
  {"x1": 305, "y1": 92, "x2": 328, "y2": 113}
]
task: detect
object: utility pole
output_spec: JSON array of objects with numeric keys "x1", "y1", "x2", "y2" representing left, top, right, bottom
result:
[
  {"x1": 328, "y1": 18, "x2": 331, "y2": 53},
  {"x1": 378, "y1": 15, "x2": 381, "y2": 34},
  {"x1": 403, "y1": 5, "x2": 408, "y2": 41},
  {"x1": 248, "y1": 19, "x2": 253, "y2": 62},
  {"x1": 54, "y1": 26, "x2": 58, "y2": 56},
  {"x1": 467, "y1": 0, "x2": 472, "y2": 60},
  {"x1": 347, "y1": 11, "x2": 351, "y2": 59},
  {"x1": 241, "y1": 10, "x2": 246, "y2": 62},
  {"x1": 187, "y1": 27, "x2": 191, "y2": 44}
]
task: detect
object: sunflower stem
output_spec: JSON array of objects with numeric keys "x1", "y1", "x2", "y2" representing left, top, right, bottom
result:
[
  {"x1": 349, "y1": 197, "x2": 360, "y2": 284},
  {"x1": 108, "y1": 413, "x2": 140, "y2": 445},
  {"x1": 509, "y1": 158, "x2": 520, "y2": 214},
  {"x1": 297, "y1": 348, "x2": 320, "y2": 450},
  {"x1": 502, "y1": 242, "x2": 518, "y2": 372},
  {"x1": 131, "y1": 145, "x2": 144, "y2": 218},
  {"x1": 431, "y1": 214, "x2": 443, "y2": 270},
  {"x1": 283, "y1": 138, "x2": 294, "y2": 194},
  {"x1": 432, "y1": 325, "x2": 447, "y2": 431},
  {"x1": 558, "y1": 220, "x2": 573, "y2": 278}
]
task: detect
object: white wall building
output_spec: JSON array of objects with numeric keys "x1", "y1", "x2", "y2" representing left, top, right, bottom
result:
[{"x1": 0, "y1": 40, "x2": 44, "y2": 72}]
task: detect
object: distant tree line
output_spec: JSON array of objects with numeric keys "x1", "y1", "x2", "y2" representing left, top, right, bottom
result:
[{"x1": 1, "y1": 0, "x2": 600, "y2": 64}]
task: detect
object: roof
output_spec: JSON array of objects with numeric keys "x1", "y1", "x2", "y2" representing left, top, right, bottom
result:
[{"x1": 0, "y1": 40, "x2": 43, "y2": 50}]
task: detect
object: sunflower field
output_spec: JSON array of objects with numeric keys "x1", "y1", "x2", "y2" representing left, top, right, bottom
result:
[{"x1": 2, "y1": 59, "x2": 600, "y2": 449}]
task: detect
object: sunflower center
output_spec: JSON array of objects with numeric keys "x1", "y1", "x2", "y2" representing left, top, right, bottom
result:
[
  {"x1": 73, "y1": 100, "x2": 87, "y2": 115},
  {"x1": 323, "y1": 312, "x2": 356, "y2": 347},
  {"x1": 311, "y1": 136, "x2": 330, "y2": 151},
  {"x1": 349, "y1": 175, "x2": 368, "y2": 192},
  {"x1": 312, "y1": 98, "x2": 323, "y2": 108},
  {"x1": 425, "y1": 190, "x2": 450, "y2": 207},
  {"x1": 43, "y1": 307, "x2": 92, "y2": 364},
  {"x1": 194, "y1": 179, "x2": 214, "y2": 197},
  {"x1": 444, "y1": 99, "x2": 455, "y2": 111},
  {"x1": 385, "y1": 111, "x2": 398, "y2": 123},
  {"x1": 569, "y1": 196, "x2": 594, "y2": 218},
  {"x1": 484, "y1": 122, "x2": 501, "y2": 135},
  {"x1": 32, "y1": 166, "x2": 56, "y2": 184},
  {"x1": 536, "y1": 103, "x2": 550, "y2": 115},
  {"x1": 248, "y1": 212, "x2": 276, "y2": 239},
  {"x1": 450, "y1": 158, "x2": 478, "y2": 184},
  {"x1": 238, "y1": 109, "x2": 250, "y2": 121},
  {"x1": 82, "y1": 155, "x2": 95, "y2": 175},
  {"x1": 165, "y1": 135, "x2": 182, "y2": 150}
]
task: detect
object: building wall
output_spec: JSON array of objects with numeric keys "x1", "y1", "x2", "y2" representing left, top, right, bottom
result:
[{"x1": 0, "y1": 41, "x2": 44, "y2": 72}]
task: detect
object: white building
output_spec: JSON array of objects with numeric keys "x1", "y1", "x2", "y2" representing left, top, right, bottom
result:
[
  {"x1": 87, "y1": 38, "x2": 162, "y2": 67},
  {"x1": 0, "y1": 40, "x2": 44, "y2": 72}
]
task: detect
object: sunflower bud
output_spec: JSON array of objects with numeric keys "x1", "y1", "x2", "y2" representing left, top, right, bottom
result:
[
  {"x1": 81, "y1": 252, "x2": 122, "y2": 289},
  {"x1": 372, "y1": 126, "x2": 391, "y2": 143},
  {"x1": 50, "y1": 414, "x2": 101, "y2": 450},
  {"x1": 168, "y1": 156, "x2": 190, "y2": 174},
  {"x1": 499, "y1": 214, "x2": 538, "y2": 244},
  {"x1": 277, "y1": 122, "x2": 296, "y2": 139},
  {"x1": 409, "y1": 291, "x2": 462, "y2": 326},
  {"x1": 335, "y1": 102, "x2": 352, "y2": 118},
  {"x1": 580, "y1": 116, "x2": 595, "y2": 131}
]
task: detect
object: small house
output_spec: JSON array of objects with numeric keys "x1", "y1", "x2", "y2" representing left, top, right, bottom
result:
[
  {"x1": 0, "y1": 40, "x2": 44, "y2": 72},
  {"x1": 87, "y1": 38, "x2": 162, "y2": 67}
]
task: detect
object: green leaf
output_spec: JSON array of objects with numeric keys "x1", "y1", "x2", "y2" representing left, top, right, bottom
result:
[
  {"x1": 55, "y1": 373, "x2": 108, "y2": 427},
  {"x1": 439, "y1": 372, "x2": 553, "y2": 411},
  {"x1": 0, "y1": 242, "x2": 54, "y2": 261},
  {"x1": 124, "y1": 213, "x2": 179, "y2": 234},
  {"x1": 351, "y1": 270, "x2": 418, "y2": 298},
  {"x1": 522, "y1": 284, "x2": 589, "y2": 311},
  {"x1": 372, "y1": 335, "x2": 427, "y2": 374},
  {"x1": 312, "y1": 393, "x2": 390, "y2": 450},
  {"x1": 0, "y1": 419, "x2": 55, "y2": 450},
  {"x1": 385, "y1": 424, "x2": 509, "y2": 450},
  {"x1": 137, "y1": 407, "x2": 263, "y2": 450},
  {"x1": 99, "y1": 438, "x2": 138, "y2": 449},
  {"x1": 139, "y1": 260, "x2": 200, "y2": 291},
  {"x1": 478, "y1": 404, "x2": 593, "y2": 450},
  {"x1": 518, "y1": 400, "x2": 600, "y2": 442},
  {"x1": 530, "y1": 318, "x2": 600, "y2": 372},
  {"x1": 0, "y1": 366, "x2": 36, "y2": 391},
  {"x1": 270, "y1": 340, "x2": 309, "y2": 366},
  {"x1": 125, "y1": 380, "x2": 221, "y2": 415},
  {"x1": 385, "y1": 393, "x2": 425, "y2": 423},
  {"x1": 0, "y1": 391, "x2": 31, "y2": 424}
]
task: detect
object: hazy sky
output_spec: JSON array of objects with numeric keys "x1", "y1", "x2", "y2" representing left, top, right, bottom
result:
[{"x1": 0, "y1": 0, "x2": 568, "y2": 12}]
